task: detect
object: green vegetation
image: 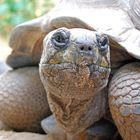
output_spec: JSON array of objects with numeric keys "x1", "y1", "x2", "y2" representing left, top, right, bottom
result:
[{"x1": 0, "y1": 0, "x2": 54, "y2": 37}]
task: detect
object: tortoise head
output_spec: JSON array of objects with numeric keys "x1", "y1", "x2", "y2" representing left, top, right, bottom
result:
[{"x1": 39, "y1": 28, "x2": 111, "y2": 99}]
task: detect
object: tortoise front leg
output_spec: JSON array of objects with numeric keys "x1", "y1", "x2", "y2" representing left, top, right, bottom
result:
[
  {"x1": 109, "y1": 62, "x2": 140, "y2": 140},
  {"x1": 42, "y1": 115, "x2": 118, "y2": 140}
]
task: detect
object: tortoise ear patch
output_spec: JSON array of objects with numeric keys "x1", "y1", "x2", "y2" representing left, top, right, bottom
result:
[
  {"x1": 96, "y1": 34, "x2": 109, "y2": 46},
  {"x1": 96, "y1": 33, "x2": 109, "y2": 53}
]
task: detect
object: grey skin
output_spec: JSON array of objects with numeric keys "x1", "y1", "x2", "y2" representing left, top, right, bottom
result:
[
  {"x1": 0, "y1": 0, "x2": 140, "y2": 139},
  {"x1": 0, "y1": 28, "x2": 113, "y2": 136},
  {"x1": 0, "y1": 27, "x2": 140, "y2": 140},
  {"x1": 39, "y1": 28, "x2": 111, "y2": 134},
  {"x1": 40, "y1": 28, "x2": 140, "y2": 140}
]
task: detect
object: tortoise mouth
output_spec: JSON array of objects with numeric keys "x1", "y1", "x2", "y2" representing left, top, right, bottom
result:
[
  {"x1": 40, "y1": 62, "x2": 110, "y2": 70},
  {"x1": 40, "y1": 62, "x2": 110, "y2": 99},
  {"x1": 40, "y1": 62, "x2": 110, "y2": 81}
]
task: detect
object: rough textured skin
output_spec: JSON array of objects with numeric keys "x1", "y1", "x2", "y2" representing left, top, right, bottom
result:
[
  {"x1": 39, "y1": 27, "x2": 140, "y2": 140},
  {"x1": 39, "y1": 28, "x2": 111, "y2": 134},
  {"x1": 2, "y1": 0, "x2": 140, "y2": 136},
  {"x1": 109, "y1": 62, "x2": 140, "y2": 140},
  {"x1": 0, "y1": 67, "x2": 50, "y2": 133},
  {"x1": 1, "y1": 0, "x2": 140, "y2": 139}
]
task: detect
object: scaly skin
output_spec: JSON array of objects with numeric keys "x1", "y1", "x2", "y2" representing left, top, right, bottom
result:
[
  {"x1": 1, "y1": 26, "x2": 139, "y2": 140},
  {"x1": 0, "y1": 67, "x2": 50, "y2": 133},
  {"x1": 39, "y1": 28, "x2": 111, "y2": 134},
  {"x1": 40, "y1": 28, "x2": 140, "y2": 140},
  {"x1": 109, "y1": 62, "x2": 140, "y2": 140}
]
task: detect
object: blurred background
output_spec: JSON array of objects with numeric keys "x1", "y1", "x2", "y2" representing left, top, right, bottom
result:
[{"x1": 0, "y1": 0, "x2": 56, "y2": 61}]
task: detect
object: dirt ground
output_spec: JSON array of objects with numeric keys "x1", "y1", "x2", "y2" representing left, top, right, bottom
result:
[{"x1": 0, "y1": 130, "x2": 67, "y2": 140}]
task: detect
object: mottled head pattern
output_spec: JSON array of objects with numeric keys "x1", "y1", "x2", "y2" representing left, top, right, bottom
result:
[
  {"x1": 40, "y1": 28, "x2": 110, "y2": 99},
  {"x1": 39, "y1": 28, "x2": 111, "y2": 134}
]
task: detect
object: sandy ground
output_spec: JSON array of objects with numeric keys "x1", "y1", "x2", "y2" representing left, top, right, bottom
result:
[
  {"x1": 0, "y1": 130, "x2": 68, "y2": 140},
  {"x1": 0, "y1": 131, "x2": 55, "y2": 140},
  {"x1": 0, "y1": 131, "x2": 46, "y2": 140}
]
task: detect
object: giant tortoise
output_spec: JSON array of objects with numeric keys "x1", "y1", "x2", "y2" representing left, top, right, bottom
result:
[{"x1": 0, "y1": 0, "x2": 140, "y2": 140}]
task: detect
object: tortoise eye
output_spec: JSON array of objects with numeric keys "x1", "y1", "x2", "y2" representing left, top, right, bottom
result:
[
  {"x1": 55, "y1": 34, "x2": 64, "y2": 43},
  {"x1": 96, "y1": 34, "x2": 109, "y2": 53},
  {"x1": 51, "y1": 28, "x2": 70, "y2": 50}
]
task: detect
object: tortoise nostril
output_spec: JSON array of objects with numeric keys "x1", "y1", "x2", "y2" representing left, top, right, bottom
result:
[
  {"x1": 80, "y1": 46, "x2": 84, "y2": 51},
  {"x1": 88, "y1": 46, "x2": 92, "y2": 51},
  {"x1": 79, "y1": 46, "x2": 92, "y2": 51}
]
